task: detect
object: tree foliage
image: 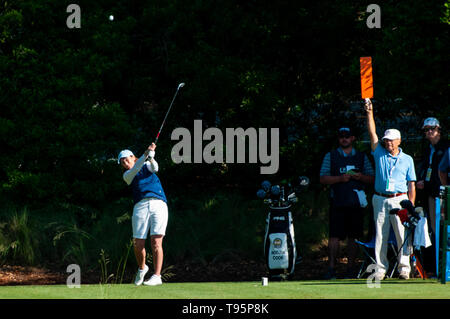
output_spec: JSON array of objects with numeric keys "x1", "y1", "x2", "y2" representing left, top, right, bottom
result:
[{"x1": 0, "y1": 0, "x2": 448, "y2": 206}]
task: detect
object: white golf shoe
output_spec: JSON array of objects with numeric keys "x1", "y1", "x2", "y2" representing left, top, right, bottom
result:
[
  {"x1": 143, "y1": 274, "x2": 162, "y2": 286},
  {"x1": 134, "y1": 264, "x2": 149, "y2": 286}
]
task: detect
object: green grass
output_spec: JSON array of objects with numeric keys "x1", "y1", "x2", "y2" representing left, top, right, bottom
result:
[{"x1": 0, "y1": 279, "x2": 449, "y2": 299}]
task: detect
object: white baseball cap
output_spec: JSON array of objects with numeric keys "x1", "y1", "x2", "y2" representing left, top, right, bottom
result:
[
  {"x1": 117, "y1": 149, "x2": 134, "y2": 164},
  {"x1": 422, "y1": 117, "x2": 440, "y2": 129},
  {"x1": 382, "y1": 129, "x2": 401, "y2": 140}
]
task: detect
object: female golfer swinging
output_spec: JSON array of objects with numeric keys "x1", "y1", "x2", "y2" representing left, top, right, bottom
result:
[{"x1": 118, "y1": 143, "x2": 168, "y2": 286}]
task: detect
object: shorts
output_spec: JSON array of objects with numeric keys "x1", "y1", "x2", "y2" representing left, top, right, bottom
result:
[
  {"x1": 132, "y1": 198, "x2": 168, "y2": 239},
  {"x1": 329, "y1": 205, "x2": 364, "y2": 240}
]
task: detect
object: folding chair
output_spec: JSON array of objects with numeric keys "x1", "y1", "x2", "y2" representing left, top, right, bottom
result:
[{"x1": 355, "y1": 227, "x2": 398, "y2": 278}]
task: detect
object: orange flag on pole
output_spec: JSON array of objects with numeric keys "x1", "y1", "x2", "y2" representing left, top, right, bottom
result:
[{"x1": 360, "y1": 57, "x2": 373, "y2": 99}]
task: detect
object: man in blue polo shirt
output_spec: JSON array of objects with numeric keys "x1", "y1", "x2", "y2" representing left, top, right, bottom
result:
[{"x1": 365, "y1": 98, "x2": 416, "y2": 280}]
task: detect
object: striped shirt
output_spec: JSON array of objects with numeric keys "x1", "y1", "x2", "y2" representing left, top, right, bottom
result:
[{"x1": 320, "y1": 148, "x2": 375, "y2": 177}]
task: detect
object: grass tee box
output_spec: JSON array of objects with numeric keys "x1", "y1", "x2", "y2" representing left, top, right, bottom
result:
[{"x1": 0, "y1": 280, "x2": 449, "y2": 299}]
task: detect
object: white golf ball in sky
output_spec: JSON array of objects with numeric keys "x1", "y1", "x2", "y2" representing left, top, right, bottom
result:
[{"x1": 109, "y1": 15, "x2": 114, "y2": 21}]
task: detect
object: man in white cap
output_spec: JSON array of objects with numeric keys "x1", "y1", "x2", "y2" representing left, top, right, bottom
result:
[
  {"x1": 118, "y1": 143, "x2": 168, "y2": 286},
  {"x1": 364, "y1": 99, "x2": 417, "y2": 280}
]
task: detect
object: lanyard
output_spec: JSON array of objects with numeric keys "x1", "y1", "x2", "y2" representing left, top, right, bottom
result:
[
  {"x1": 387, "y1": 155, "x2": 399, "y2": 179},
  {"x1": 429, "y1": 145, "x2": 435, "y2": 166}
]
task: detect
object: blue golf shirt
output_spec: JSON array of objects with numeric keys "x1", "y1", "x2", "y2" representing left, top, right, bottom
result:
[{"x1": 372, "y1": 144, "x2": 416, "y2": 194}]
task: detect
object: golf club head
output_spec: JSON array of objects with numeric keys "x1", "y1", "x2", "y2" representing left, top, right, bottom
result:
[
  {"x1": 396, "y1": 209, "x2": 410, "y2": 224},
  {"x1": 287, "y1": 192, "x2": 298, "y2": 203},
  {"x1": 256, "y1": 189, "x2": 267, "y2": 199},
  {"x1": 400, "y1": 199, "x2": 414, "y2": 213},
  {"x1": 261, "y1": 180, "x2": 271, "y2": 192},
  {"x1": 415, "y1": 207, "x2": 424, "y2": 218},
  {"x1": 271, "y1": 185, "x2": 280, "y2": 197},
  {"x1": 298, "y1": 176, "x2": 310, "y2": 187},
  {"x1": 389, "y1": 208, "x2": 400, "y2": 215},
  {"x1": 293, "y1": 176, "x2": 310, "y2": 195}
]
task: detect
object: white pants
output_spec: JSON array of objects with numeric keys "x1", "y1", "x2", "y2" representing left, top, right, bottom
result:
[
  {"x1": 372, "y1": 194, "x2": 412, "y2": 275},
  {"x1": 132, "y1": 198, "x2": 168, "y2": 239}
]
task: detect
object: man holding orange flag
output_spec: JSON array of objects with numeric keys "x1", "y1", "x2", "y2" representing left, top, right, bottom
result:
[{"x1": 364, "y1": 99, "x2": 417, "y2": 280}]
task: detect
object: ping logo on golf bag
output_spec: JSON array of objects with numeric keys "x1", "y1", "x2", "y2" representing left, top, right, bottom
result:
[{"x1": 273, "y1": 216, "x2": 285, "y2": 221}]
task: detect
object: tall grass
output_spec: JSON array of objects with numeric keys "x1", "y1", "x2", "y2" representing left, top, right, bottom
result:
[
  {"x1": 165, "y1": 192, "x2": 263, "y2": 263},
  {"x1": 0, "y1": 208, "x2": 40, "y2": 265},
  {"x1": 52, "y1": 223, "x2": 92, "y2": 267},
  {"x1": 0, "y1": 188, "x2": 331, "y2": 277},
  {"x1": 164, "y1": 188, "x2": 328, "y2": 265},
  {"x1": 98, "y1": 239, "x2": 133, "y2": 284}
]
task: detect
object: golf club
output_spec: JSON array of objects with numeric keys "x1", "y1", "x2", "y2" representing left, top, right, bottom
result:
[{"x1": 154, "y1": 82, "x2": 185, "y2": 144}]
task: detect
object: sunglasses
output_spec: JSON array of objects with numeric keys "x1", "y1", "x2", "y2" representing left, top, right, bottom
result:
[{"x1": 423, "y1": 126, "x2": 437, "y2": 133}]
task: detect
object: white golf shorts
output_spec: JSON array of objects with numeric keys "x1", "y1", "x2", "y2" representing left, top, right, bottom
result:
[{"x1": 132, "y1": 198, "x2": 168, "y2": 239}]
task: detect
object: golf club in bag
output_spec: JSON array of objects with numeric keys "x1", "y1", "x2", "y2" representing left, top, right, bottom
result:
[
  {"x1": 389, "y1": 200, "x2": 428, "y2": 278},
  {"x1": 257, "y1": 176, "x2": 310, "y2": 280}
]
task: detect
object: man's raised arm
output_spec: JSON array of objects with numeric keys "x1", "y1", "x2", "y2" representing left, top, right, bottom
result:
[{"x1": 364, "y1": 98, "x2": 378, "y2": 152}]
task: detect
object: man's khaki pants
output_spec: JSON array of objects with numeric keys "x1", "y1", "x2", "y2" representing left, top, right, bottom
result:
[{"x1": 372, "y1": 194, "x2": 412, "y2": 275}]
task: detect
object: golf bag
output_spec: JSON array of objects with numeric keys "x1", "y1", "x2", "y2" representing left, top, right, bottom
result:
[
  {"x1": 264, "y1": 205, "x2": 297, "y2": 279},
  {"x1": 257, "y1": 177, "x2": 309, "y2": 279}
]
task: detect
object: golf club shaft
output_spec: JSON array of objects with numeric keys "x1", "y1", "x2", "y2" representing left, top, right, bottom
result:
[{"x1": 155, "y1": 83, "x2": 185, "y2": 144}]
